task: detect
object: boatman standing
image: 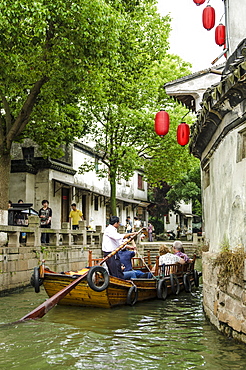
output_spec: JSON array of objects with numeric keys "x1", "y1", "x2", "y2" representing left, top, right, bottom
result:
[{"x1": 102, "y1": 216, "x2": 137, "y2": 279}]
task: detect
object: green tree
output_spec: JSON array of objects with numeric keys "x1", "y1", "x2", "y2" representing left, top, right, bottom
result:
[
  {"x1": 166, "y1": 165, "x2": 202, "y2": 216},
  {"x1": 0, "y1": 0, "x2": 125, "y2": 209},
  {"x1": 78, "y1": 6, "x2": 194, "y2": 215}
]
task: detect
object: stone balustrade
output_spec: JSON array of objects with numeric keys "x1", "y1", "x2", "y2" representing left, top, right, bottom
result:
[
  {"x1": 0, "y1": 216, "x2": 102, "y2": 248},
  {"x1": 0, "y1": 216, "x2": 104, "y2": 293}
]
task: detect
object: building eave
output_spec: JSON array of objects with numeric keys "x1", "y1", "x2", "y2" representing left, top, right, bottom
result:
[{"x1": 190, "y1": 39, "x2": 246, "y2": 159}]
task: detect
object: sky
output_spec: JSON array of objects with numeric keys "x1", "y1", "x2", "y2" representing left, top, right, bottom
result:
[{"x1": 157, "y1": 0, "x2": 225, "y2": 72}]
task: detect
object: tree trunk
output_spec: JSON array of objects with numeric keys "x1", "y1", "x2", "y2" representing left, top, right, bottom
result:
[
  {"x1": 109, "y1": 170, "x2": 117, "y2": 216},
  {"x1": 0, "y1": 149, "x2": 11, "y2": 210}
]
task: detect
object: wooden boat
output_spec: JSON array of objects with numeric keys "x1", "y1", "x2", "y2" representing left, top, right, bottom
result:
[{"x1": 31, "y1": 252, "x2": 200, "y2": 308}]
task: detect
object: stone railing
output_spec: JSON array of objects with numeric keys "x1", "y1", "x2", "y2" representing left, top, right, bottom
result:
[
  {"x1": 0, "y1": 216, "x2": 104, "y2": 293},
  {"x1": 0, "y1": 216, "x2": 102, "y2": 248}
]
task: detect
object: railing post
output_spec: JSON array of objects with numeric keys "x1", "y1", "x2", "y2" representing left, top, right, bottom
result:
[
  {"x1": 8, "y1": 231, "x2": 20, "y2": 248},
  {"x1": 61, "y1": 222, "x2": 72, "y2": 245},
  {"x1": 78, "y1": 220, "x2": 87, "y2": 246},
  {"x1": 27, "y1": 215, "x2": 41, "y2": 247}
]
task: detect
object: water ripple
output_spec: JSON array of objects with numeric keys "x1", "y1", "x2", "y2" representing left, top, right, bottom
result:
[{"x1": 1, "y1": 287, "x2": 246, "y2": 369}]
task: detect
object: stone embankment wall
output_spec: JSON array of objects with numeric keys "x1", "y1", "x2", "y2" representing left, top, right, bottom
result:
[
  {"x1": 0, "y1": 217, "x2": 103, "y2": 294},
  {"x1": 203, "y1": 252, "x2": 246, "y2": 343},
  {"x1": 0, "y1": 244, "x2": 102, "y2": 294}
]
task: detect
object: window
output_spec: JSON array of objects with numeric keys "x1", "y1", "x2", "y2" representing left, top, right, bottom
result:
[
  {"x1": 138, "y1": 174, "x2": 144, "y2": 190},
  {"x1": 22, "y1": 147, "x2": 34, "y2": 160},
  {"x1": 94, "y1": 196, "x2": 99, "y2": 211}
]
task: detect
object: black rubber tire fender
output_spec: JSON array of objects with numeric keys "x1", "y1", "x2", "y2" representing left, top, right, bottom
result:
[
  {"x1": 33, "y1": 267, "x2": 42, "y2": 293},
  {"x1": 183, "y1": 273, "x2": 191, "y2": 293},
  {"x1": 157, "y1": 279, "x2": 168, "y2": 300},
  {"x1": 193, "y1": 269, "x2": 200, "y2": 287},
  {"x1": 126, "y1": 285, "x2": 138, "y2": 306},
  {"x1": 86, "y1": 266, "x2": 109, "y2": 292},
  {"x1": 170, "y1": 273, "x2": 180, "y2": 295}
]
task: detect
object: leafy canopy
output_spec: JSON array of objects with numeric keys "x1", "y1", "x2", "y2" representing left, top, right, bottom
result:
[{"x1": 0, "y1": 0, "x2": 125, "y2": 155}]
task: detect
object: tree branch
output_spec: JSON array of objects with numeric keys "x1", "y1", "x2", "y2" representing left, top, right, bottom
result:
[
  {"x1": 0, "y1": 94, "x2": 12, "y2": 134},
  {"x1": 6, "y1": 76, "x2": 48, "y2": 149}
]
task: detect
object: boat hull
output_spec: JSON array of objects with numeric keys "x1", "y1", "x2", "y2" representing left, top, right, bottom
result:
[{"x1": 42, "y1": 272, "x2": 158, "y2": 308}]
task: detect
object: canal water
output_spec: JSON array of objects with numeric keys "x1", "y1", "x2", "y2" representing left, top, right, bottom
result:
[{"x1": 1, "y1": 285, "x2": 246, "y2": 370}]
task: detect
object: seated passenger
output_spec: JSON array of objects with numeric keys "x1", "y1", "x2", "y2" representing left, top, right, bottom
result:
[
  {"x1": 158, "y1": 245, "x2": 186, "y2": 266},
  {"x1": 172, "y1": 241, "x2": 190, "y2": 262},
  {"x1": 118, "y1": 241, "x2": 152, "y2": 279}
]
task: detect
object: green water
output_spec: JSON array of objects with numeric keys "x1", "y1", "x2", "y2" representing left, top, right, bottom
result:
[{"x1": 0, "y1": 286, "x2": 246, "y2": 370}]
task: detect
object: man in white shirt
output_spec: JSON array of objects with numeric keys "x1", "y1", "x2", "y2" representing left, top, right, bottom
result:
[{"x1": 102, "y1": 216, "x2": 137, "y2": 278}]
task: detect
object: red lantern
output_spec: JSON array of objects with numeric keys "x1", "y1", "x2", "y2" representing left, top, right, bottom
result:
[
  {"x1": 215, "y1": 24, "x2": 226, "y2": 46},
  {"x1": 193, "y1": 0, "x2": 205, "y2": 5},
  {"x1": 154, "y1": 110, "x2": 170, "y2": 137},
  {"x1": 177, "y1": 122, "x2": 190, "y2": 146},
  {"x1": 202, "y1": 6, "x2": 215, "y2": 30}
]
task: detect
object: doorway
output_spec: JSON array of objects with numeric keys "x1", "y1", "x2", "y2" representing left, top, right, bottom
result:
[
  {"x1": 61, "y1": 187, "x2": 70, "y2": 223},
  {"x1": 82, "y1": 194, "x2": 86, "y2": 221}
]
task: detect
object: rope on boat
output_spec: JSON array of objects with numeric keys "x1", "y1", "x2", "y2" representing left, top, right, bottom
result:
[{"x1": 131, "y1": 240, "x2": 157, "y2": 280}]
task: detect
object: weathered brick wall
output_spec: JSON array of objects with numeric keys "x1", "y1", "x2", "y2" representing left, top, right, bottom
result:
[{"x1": 203, "y1": 251, "x2": 246, "y2": 343}]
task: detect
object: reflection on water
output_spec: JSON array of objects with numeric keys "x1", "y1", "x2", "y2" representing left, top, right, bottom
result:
[{"x1": 0, "y1": 286, "x2": 246, "y2": 370}]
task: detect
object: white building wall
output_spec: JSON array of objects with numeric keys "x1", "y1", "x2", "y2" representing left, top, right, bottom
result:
[
  {"x1": 9, "y1": 141, "x2": 149, "y2": 230},
  {"x1": 202, "y1": 120, "x2": 246, "y2": 252},
  {"x1": 226, "y1": 0, "x2": 246, "y2": 56}
]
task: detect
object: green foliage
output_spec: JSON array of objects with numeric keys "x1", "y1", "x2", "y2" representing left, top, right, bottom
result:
[
  {"x1": 148, "y1": 182, "x2": 171, "y2": 219},
  {"x1": 0, "y1": 0, "x2": 124, "y2": 155},
  {"x1": 77, "y1": 5, "x2": 194, "y2": 214},
  {"x1": 148, "y1": 217, "x2": 164, "y2": 236},
  {"x1": 166, "y1": 165, "x2": 202, "y2": 216}
]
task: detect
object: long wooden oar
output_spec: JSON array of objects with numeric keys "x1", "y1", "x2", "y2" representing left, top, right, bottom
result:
[{"x1": 16, "y1": 228, "x2": 143, "y2": 323}]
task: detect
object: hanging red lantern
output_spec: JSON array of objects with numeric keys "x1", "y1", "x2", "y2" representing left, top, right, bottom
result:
[
  {"x1": 154, "y1": 110, "x2": 170, "y2": 137},
  {"x1": 202, "y1": 6, "x2": 215, "y2": 30},
  {"x1": 177, "y1": 122, "x2": 190, "y2": 146},
  {"x1": 193, "y1": 0, "x2": 205, "y2": 5},
  {"x1": 215, "y1": 24, "x2": 226, "y2": 46}
]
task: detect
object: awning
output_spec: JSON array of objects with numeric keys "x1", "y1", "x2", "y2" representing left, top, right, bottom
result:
[
  {"x1": 116, "y1": 196, "x2": 140, "y2": 205},
  {"x1": 137, "y1": 201, "x2": 151, "y2": 207}
]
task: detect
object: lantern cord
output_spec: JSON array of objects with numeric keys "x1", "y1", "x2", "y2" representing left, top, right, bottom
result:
[
  {"x1": 219, "y1": 12, "x2": 225, "y2": 23},
  {"x1": 181, "y1": 111, "x2": 190, "y2": 121}
]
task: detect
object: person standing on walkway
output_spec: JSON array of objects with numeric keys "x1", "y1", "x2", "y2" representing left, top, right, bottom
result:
[
  {"x1": 69, "y1": 203, "x2": 83, "y2": 230},
  {"x1": 148, "y1": 222, "x2": 154, "y2": 242},
  {"x1": 38, "y1": 200, "x2": 52, "y2": 244},
  {"x1": 102, "y1": 216, "x2": 137, "y2": 278},
  {"x1": 125, "y1": 216, "x2": 132, "y2": 233},
  {"x1": 133, "y1": 216, "x2": 141, "y2": 230}
]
